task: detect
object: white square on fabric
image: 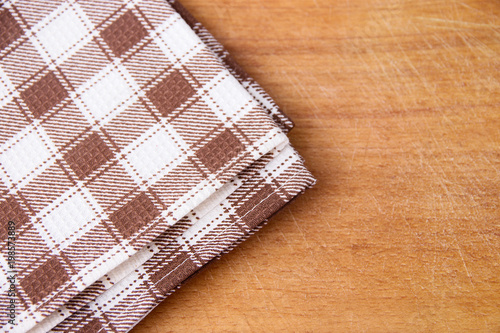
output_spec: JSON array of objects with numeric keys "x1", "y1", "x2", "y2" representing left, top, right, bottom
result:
[
  {"x1": 204, "y1": 73, "x2": 252, "y2": 121},
  {"x1": 126, "y1": 129, "x2": 181, "y2": 181},
  {"x1": 158, "y1": 16, "x2": 200, "y2": 60},
  {"x1": 43, "y1": 190, "x2": 96, "y2": 245},
  {"x1": 0, "y1": 130, "x2": 52, "y2": 184},
  {"x1": 80, "y1": 65, "x2": 135, "y2": 121},
  {"x1": 35, "y1": 4, "x2": 90, "y2": 61}
]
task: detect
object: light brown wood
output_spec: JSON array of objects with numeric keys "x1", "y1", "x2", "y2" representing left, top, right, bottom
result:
[{"x1": 132, "y1": 0, "x2": 500, "y2": 331}]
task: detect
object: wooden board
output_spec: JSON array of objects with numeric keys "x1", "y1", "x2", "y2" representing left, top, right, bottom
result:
[{"x1": 132, "y1": 0, "x2": 500, "y2": 331}]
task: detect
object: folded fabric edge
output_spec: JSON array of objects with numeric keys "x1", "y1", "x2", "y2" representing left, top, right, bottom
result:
[
  {"x1": 129, "y1": 192, "x2": 309, "y2": 333},
  {"x1": 50, "y1": 147, "x2": 315, "y2": 332}
]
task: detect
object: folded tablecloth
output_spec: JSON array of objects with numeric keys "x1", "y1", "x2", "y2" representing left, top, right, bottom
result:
[
  {"x1": 55, "y1": 145, "x2": 314, "y2": 333},
  {"x1": 0, "y1": 1, "x2": 315, "y2": 332}
]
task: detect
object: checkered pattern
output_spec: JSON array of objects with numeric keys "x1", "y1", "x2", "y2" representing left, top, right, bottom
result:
[
  {"x1": 44, "y1": 145, "x2": 314, "y2": 333},
  {"x1": 0, "y1": 0, "x2": 292, "y2": 328}
]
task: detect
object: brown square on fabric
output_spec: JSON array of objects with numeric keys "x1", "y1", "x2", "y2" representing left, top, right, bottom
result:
[
  {"x1": 149, "y1": 251, "x2": 197, "y2": 295},
  {"x1": 0, "y1": 196, "x2": 29, "y2": 240},
  {"x1": 101, "y1": 10, "x2": 147, "y2": 57},
  {"x1": 20, "y1": 256, "x2": 69, "y2": 304},
  {"x1": 110, "y1": 192, "x2": 159, "y2": 238},
  {"x1": 196, "y1": 128, "x2": 244, "y2": 173},
  {"x1": 146, "y1": 69, "x2": 195, "y2": 117},
  {"x1": 64, "y1": 133, "x2": 114, "y2": 180},
  {"x1": 21, "y1": 71, "x2": 68, "y2": 118},
  {"x1": 236, "y1": 183, "x2": 286, "y2": 229},
  {"x1": 0, "y1": 9, "x2": 23, "y2": 51}
]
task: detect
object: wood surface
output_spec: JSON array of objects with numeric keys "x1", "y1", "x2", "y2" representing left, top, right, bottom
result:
[{"x1": 133, "y1": 0, "x2": 500, "y2": 331}]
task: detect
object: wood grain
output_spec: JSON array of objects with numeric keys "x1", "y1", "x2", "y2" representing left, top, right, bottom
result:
[{"x1": 132, "y1": 0, "x2": 500, "y2": 331}]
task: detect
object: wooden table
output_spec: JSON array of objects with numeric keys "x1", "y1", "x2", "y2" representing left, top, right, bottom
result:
[{"x1": 133, "y1": 0, "x2": 500, "y2": 331}]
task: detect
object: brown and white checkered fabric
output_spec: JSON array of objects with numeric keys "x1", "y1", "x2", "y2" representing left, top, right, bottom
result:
[
  {"x1": 26, "y1": 144, "x2": 285, "y2": 332},
  {"x1": 47, "y1": 145, "x2": 315, "y2": 333},
  {"x1": 20, "y1": 3, "x2": 311, "y2": 330},
  {"x1": 0, "y1": 0, "x2": 295, "y2": 329}
]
